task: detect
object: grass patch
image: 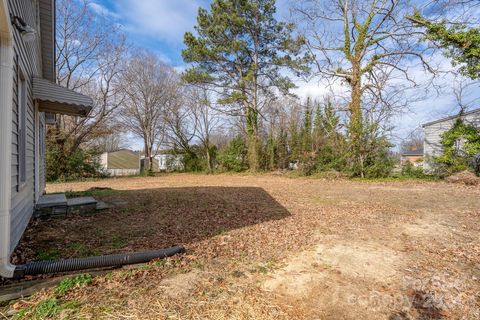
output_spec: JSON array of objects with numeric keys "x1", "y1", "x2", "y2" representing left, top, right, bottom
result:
[
  {"x1": 36, "y1": 248, "x2": 61, "y2": 261},
  {"x1": 56, "y1": 274, "x2": 93, "y2": 295},
  {"x1": 12, "y1": 298, "x2": 80, "y2": 320},
  {"x1": 109, "y1": 235, "x2": 127, "y2": 249},
  {"x1": 66, "y1": 242, "x2": 100, "y2": 257}
]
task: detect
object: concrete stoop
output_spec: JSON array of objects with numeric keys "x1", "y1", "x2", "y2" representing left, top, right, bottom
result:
[{"x1": 36, "y1": 194, "x2": 100, "y2": 217}]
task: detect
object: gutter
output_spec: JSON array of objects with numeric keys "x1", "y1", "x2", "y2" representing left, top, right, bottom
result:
[{"x1": 0, "y1": 0, "x2": 15, "y2": 278}]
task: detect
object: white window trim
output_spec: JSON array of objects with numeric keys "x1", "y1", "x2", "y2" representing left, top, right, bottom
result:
[{"x1": 0, "y1": 0, "x2": 16, "y2": 278}]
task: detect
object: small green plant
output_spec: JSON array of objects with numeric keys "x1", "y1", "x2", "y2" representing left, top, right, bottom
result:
[
  {"x1": 400, "y1": 162, "x2": 426, "y2": 178},
  {"x1": 66, "y1": 242, "x2": 99, "y2": 257},
  {"x1": 32, "y1": 298, "x2": 60, "y2": 318},
  {"x1": 56, "y1": 274, "x2": 93, "y2": 295},
  {"x1": 154, "y1": 259, "x2": 167, "y2": 267},
  {"x1": 109, "y1": 235, "x2": 127, "y2": 249},
  {"x1": 13, "y1": 298, "x2": 80, "y2": 320},
  {"x1": 36, "y1": 248, "x2": 61, "y2": 261}
]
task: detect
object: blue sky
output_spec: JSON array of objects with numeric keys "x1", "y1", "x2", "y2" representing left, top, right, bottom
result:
[
  {"x1": 90, "y1": 0, "x2": 479, "y2": 147},
  {"x1": 91, "y1": 0, "x2": 211, "y2": 66}
]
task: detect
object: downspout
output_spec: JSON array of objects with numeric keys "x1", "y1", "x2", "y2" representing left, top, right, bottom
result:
[{"x1": 0, "y1": 0, "x2": 15, "y2": 278}]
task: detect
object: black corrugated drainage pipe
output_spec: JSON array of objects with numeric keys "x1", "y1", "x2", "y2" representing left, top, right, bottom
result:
[{"x1": 12, "y1": 245, "x2": 185, "y2": 279}]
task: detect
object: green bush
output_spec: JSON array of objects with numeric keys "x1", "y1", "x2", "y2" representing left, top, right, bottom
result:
[
  {"x1": 433, "y1": 119, "x2": 480, "y2": 176},
  {"x1": 46, "y1": 140, "x2": 105, "y2": 182},
  {"x1": 217, "y1": 136, "x2": 248, "y2": 172},
  {"x1": 400, "y1": 162, "x2": 426, "y2": 178}
]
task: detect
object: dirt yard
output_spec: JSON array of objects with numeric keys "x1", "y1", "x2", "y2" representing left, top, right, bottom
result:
[{"x1": 4, "y1": 174, "x2": 480, "y2": 319}]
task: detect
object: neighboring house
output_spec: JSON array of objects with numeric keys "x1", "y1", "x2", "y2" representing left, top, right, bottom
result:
[
  {"x1": 0, "y1": 1, "x2": 93, "y2": 278},
  {"x1": 155, "y1": 153, "x2": 184, "y2": 171},
  {"x1": 423, "y1": 108, "x2": 480, "y2": 170},
  {"x1": 99, "y1": 149, "x2": 141, "y2": 176},
  {"x1": 140, "y1": 154, "x2": 184, "y2": 173},
  {"x1": 400, "y1": 146, "x2": 424, "y2": 166}
]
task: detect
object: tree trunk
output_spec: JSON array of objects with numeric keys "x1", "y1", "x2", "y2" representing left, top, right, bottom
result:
[
  {"x1": 205, "y1": 145, "x2": 212, "y2": 173},
  {"x1": 349, "y1": 61, "x2": 364, "y2": 176},
  {"x1": 149, "y1": 155, "x2": 154, "y2": 173},
  {"x1": 144, "y1": 141, "x2": 153, "y2": 175},
  {"x1": 246, "y1": 105, "x2": 259, "y2": 172}
]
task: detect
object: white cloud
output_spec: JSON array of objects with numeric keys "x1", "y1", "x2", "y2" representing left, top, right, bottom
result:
[
  {"x1": 113, "y1": 0, "x2": 209, "y2": 43},
  {"x1": 89, "y1": 2, "x2": 120, "y2": 19}
]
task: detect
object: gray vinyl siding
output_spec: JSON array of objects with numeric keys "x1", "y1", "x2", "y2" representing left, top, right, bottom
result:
[
  {"x1": 423, "y1": 110, "x2": 480, "y2": 169},
  {"x1": 39, "y1": 0, "x2": 54, "y2": 81},
  {"x1": 8, "y1": 0, "x2": 45, "y2": 252},
  {"x1": 39, "y1": 113, "x2": 46, "y2": 193}
]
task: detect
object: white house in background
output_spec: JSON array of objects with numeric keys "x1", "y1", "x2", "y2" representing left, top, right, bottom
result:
[
  {"x1": 99, "y1": 149, "x2": 141, "y2": 176},
  {"x1": 423, "y1": 108, "x2": 480, "y2": 170},
  {"x1": 155, "y1": 154, "x2": 184, "y2": 171},
  {"x1": 0, "y1": 0, "x2": 93, "y2": 278}
]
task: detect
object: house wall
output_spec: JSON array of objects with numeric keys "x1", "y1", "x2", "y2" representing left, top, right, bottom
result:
[
  {"x1": 106, "y1": 150, "x2": 140, "y2": 169},
  {"x1": 8, "y1": 0, "x2": 45, "y2": 252},
  {"x1": 156, "y1": 154, "x2": 184, "y2": 171},
  {"x1": 424, "y1": 111, "x2": 480, "y2": 170},
  {"x1": 100, "y1": 150, "x2": 140, "y2": 176},
  {"x1": 105, "y1": 168, "x2": 140, "y2": 176}
]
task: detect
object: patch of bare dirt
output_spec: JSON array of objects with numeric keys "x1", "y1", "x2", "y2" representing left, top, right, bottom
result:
[
  {"x1": 264, "y1": 240, "x2": 400, "y2": 294},
  {"x1": 156, "y1": 271, "x2": 200, "y2": 298},
  {"x1": 402, "y1": 218, "x2": 452, "y2": 238}
]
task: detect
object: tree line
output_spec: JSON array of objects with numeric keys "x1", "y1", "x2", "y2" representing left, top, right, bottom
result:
[{"x1": 46, "y1": 0, "x2": 480, "y2": 181}]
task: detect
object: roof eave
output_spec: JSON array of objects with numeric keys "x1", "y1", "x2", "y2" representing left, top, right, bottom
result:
[
  {"x1": 422, "y1": 108, "x2": 480, "y2": 128},
  {"x1": 33, "y1": 77, "x2": 93, "y2": 117}
]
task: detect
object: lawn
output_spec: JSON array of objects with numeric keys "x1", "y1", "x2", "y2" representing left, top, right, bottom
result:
[{"x1": 3, "y1": 173, "x2": 480, "y2": 319}]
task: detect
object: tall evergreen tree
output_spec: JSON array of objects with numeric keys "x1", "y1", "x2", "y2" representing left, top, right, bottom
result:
[{"x1": 182, "y1": 0, "x2": 308, "y2": 171}]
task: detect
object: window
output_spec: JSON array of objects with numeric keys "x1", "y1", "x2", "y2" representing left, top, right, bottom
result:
[{"x1": 18, "y1": 70, "x2": 27, "y2": 186}]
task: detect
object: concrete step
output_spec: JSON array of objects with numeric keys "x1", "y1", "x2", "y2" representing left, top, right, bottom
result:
[
  {"x1": 66, "y1": 197, "x2": 97, "y2": 214},
  {"x1": 36, "y1": 195, "x2": 100, "y2": 216},
  {"x1": 36, "y1": 194, "x2": 67, "y2": 209},
  {"x1": 66, "y1": 196, "x2": 97, "y2": 207}
]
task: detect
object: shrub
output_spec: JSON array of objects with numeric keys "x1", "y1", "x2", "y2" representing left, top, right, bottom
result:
[
  {"x1": 434, "y1": 119, "x2": 480, "y2": 176},
  {"x1": 217, "y1": 136, "x2": 248, "y2": 172},
  {"x1": 400, "y1": 162, "x2": 426, "y2": 178},
  {"x1": 46, "y1": 140, "x2": 105, "y2": 182}
]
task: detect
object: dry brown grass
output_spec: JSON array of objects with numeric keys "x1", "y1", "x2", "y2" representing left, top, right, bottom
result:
[
  {"x1": 446, "y1": 170, "x2": 480, "y2": 186},
  {"x1": 3, "y1": 174, "x2": 480, "y2": 319}
]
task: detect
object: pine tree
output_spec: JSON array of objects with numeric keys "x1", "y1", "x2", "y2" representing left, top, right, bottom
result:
[{"x1": 182, "y1": 0, "x2": 308, "y2": 171}]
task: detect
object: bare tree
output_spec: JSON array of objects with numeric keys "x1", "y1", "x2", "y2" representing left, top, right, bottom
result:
[
  {"x1": 90, "y1": 132, "x2": 126, "y2": 153},
  {"x1": 53, "y1": 0, "x2": 126, "y2": 159},
  {"x1": 163, "y1": 82, "x2": 196, "y2": 156},
  {"x1": 189, "y1": 88, "x2": 223, "y2": 173},
  {"x1": 400, "y1": 128, "x2": 424, "y2": 153},
  {"x1": 451, "y1": 76, "x2": 480, "y2": 115},
  {"x1": 119, "y1": 51, "x2": 173, "y2": 173},
  {"x1": 293, "y1": 0, "x2": 435, "y2": 176}
]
